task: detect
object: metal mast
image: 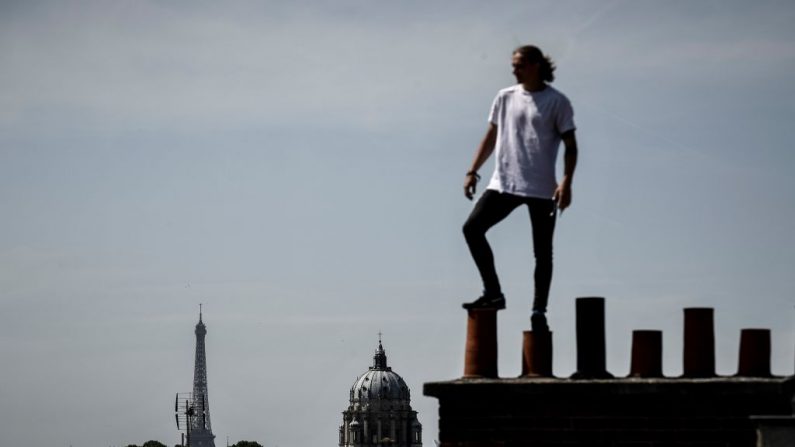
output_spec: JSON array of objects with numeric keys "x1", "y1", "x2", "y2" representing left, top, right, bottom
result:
[{"x1": 190, "y1": 304, "x2": 216, "y2": 447}]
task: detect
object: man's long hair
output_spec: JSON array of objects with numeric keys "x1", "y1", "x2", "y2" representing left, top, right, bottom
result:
[{"x1": 513, "y1": 45, "x2": 556, "y2": 83}]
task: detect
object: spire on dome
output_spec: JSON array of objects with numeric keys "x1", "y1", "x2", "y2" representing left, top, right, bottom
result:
[{"x1": 373, "y1": 332, "x2": 388, "y2": 370}]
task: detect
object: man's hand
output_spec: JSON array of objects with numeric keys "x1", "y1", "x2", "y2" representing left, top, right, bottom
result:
[
  {"x1": 464, "y1": 124, "x2": 497, "y2": 201},
  {"x1": 464, "y1": 173, "x2": 478, "y2": 200},
  {"x1": 555, "y1": 130, "x2": 577, "y2": 211},
  {"x1": 553, "y1": 182, "x2": 572, "y2": 210}
]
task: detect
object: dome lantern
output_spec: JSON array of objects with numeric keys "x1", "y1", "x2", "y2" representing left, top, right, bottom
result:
[{"x1": 373, "y1": 332, "x2": 389, "y2": 370}]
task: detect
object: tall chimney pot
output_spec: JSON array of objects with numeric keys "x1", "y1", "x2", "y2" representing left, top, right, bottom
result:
[
  {"x1": 683, "y1": 307, "x2": 716, "y2": 378},
  {"x1": 463, "y1": 309, "x2": 498, "y2": 378},
  {"x1": 572, "y1": 297, "x2": 613, "y2": 379}
]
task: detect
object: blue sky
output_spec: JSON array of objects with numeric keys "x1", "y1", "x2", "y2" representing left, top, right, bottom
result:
[{"x1": 1, "y1": 1, "x2": 795, "y2": 446}]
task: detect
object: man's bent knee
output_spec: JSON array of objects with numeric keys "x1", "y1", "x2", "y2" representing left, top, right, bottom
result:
[{"x1": 462, "y1": 218, "x2": 487, "y2": 240}]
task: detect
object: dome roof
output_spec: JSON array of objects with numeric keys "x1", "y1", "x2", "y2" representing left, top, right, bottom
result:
[{"x1": 349, "y1": 340, "x2": 410, "y2": 405}]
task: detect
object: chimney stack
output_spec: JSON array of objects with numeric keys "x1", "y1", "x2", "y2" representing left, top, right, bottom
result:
[
  {"x1": 572, "y1": 297, "x2": 613, "y2": 379},
  {"x1": 463, "y1": 309, "x2": 498, "y2": 378},
  {"x1": 683, "y1": 307, "x2": 716, "y2": 378},
  {"x1": 629, "y1": 330, "x2": 663, "y2": 378},
  {"x1": 736, "y1": 328, "x2": 772, "y2": 377},
  {"x1": 521, "y1": 330, "x2": 553, "y2": 377}
]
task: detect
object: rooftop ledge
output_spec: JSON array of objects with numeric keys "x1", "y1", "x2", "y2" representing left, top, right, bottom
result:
[{"x1": 424, "y1": 375, "x2": 795, "y2": 398}]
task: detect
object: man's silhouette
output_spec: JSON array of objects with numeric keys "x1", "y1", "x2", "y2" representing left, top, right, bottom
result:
[{"x1": 462, "y1": 45, "x2": 578, "y2": 332}]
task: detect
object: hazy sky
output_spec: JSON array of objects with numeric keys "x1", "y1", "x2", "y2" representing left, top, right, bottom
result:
[{"x1": 2, "y1": 1, "x2": 795, "y2": 446}]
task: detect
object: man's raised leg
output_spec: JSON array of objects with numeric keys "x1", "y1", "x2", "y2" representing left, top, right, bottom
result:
[{"x1": 462, "y1": 190, "x2": 521, "y2": 309}]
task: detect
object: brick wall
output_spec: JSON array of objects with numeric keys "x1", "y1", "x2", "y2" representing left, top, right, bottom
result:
[{"x1": 424, "y1": 376, "x2": 794, "y2": 447}]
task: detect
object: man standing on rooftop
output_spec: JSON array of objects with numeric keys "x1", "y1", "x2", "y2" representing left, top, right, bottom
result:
[{"x1": 461, "y1": 45, "x2": 578, "y2": 333}]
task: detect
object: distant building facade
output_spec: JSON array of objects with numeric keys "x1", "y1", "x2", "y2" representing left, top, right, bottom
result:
[{"x1": 340, "y1": 340, "x2": 422, "y2": 446}]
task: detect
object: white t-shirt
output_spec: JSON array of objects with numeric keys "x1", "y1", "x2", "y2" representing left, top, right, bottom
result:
[{"x1": 486, "y1": 84, "x2": 576, "y2": 199}]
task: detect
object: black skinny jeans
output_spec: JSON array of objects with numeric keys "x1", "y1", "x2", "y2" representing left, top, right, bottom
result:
[{"x1": 463, "y1": 189, "x2": 556, "y2": 312}]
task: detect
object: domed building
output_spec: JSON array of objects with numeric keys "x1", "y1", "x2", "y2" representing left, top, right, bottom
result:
[{"x1": 339, "y1": 338, "x2": 422, "y2": 446}]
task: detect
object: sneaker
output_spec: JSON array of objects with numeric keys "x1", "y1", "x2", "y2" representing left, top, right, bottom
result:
[
  {"x1": 531, "y1": 312, "x2": 549, "y2": 333},
  {"x1": 462, "y1": 294, "x2": 506, "y2": 310}
]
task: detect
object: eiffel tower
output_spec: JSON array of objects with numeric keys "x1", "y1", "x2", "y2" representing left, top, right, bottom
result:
[{"x1": 190, "y1": 305, "x2": 216, "y2": 447}]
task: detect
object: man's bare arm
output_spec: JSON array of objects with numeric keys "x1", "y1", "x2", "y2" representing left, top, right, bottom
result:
[
  {"x1": 554, "y1": 130, "x2": 578, "y2": 210},
  {"x1": 464, "y1": 123, "x2": 498, "y2": 200}
]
